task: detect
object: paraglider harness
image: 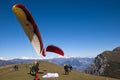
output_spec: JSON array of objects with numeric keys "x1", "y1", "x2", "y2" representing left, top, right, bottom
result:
[
  {"x1": 29, "y1": 66, "x2": 36, "y2": 76},
  {"x1": 29, "y1": 64, "x2": 39, "y2": 76}
]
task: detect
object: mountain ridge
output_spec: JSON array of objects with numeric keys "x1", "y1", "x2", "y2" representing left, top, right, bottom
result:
[{"x1": 85, "y1": 47, "x2": 120, "y2": 79}]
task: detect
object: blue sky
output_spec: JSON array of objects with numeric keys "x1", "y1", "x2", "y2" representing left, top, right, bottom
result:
[{"x1": 0, "y1": 0, "x2": 120, "y2": 59}]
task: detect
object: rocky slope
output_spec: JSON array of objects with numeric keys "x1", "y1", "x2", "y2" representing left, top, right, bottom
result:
[{"x1": 85, "y1": 47, "x2": 120, "y2": 79}]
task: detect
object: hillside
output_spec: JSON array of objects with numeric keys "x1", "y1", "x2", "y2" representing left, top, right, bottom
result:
[
  {"x1": 85, "y1": 47, "x2": 120, "y2": 79},
  {"x1": 0, "y1": 60, "x2": 119, "y2": 80}
]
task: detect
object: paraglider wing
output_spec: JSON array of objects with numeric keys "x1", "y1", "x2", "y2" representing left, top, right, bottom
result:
[
  {"x1": 12, "y1": 4, "x2": 44, "y2": 55},
  {"x1": 41, "y1": 48, "x2": 46, "y2": 57},
  {"x1": 45, "y1": 45, "x2": 64, "y2": 56}
]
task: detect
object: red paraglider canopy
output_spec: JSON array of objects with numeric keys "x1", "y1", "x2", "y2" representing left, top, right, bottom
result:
[{"x1": 46, "y1": 45, "x2": 64, "y2": 56}]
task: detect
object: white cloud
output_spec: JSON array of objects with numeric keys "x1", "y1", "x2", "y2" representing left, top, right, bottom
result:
[{"x1": 0, "y1": 57, "x2": 13, "y2": 60}]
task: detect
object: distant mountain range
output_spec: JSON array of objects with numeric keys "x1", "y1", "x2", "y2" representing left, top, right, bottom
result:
[
  {"x1": 0, "y1": 57, "x2": 94, "y2": 72},
  {"x1": 0, "y1": 59, "x2": 35, "y2": 66},
  {"x1": 43, "y1": 57, "x2": 94, "y2": 71}
]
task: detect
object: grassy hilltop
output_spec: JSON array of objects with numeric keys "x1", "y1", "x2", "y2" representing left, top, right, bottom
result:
[{"x1": 0, "y1": 60, "x2": 119, "y2": 80}]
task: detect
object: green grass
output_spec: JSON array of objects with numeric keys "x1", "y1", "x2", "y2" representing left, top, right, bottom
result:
[{"x1": 0, "y1": 60, "x2": 119, "y2": 80}]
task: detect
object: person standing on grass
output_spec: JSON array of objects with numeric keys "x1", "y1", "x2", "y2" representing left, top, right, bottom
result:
[
  {"x1": 13, "y1": 65, "x2": 18, "y2": 71},
  {"x1": 64, "y1": 64, "x2": 69, "y2": 75}
]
